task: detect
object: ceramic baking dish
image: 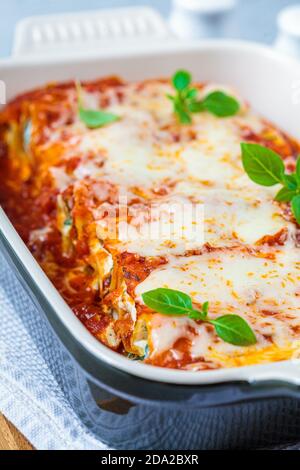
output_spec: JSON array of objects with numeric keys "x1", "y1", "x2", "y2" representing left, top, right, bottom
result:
[{"x1": 1, "y1": 39, "x2": 300, "y2": 407}]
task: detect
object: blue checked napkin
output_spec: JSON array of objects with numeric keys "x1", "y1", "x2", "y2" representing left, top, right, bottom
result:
[{"x1": 1, "y1": 249, "x2": 300, "y2": 450}]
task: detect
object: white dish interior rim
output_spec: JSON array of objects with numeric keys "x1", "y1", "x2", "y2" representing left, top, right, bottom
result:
[
  {"x1": 1, "y1": 39, "x2": 300, "y2": 385},
  {"x1": 0, "y1": 37, "x2": 299, "y2": 67}
]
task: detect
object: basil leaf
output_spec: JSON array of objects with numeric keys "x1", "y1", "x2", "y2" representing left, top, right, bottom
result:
[
  {"x1": 291, "y1": 194, "x2": 300, "y2": 225},
  {"x1": 142, "y1": 288, "x2": 193, "y2": 315},
  {"x1": 201, "y1": 91, "x2": 240, "y2": 117},
  {"x1": 64, "y1": 217, "x2": 73, "y2": 227},
  {"x1": 174, "y1": 101, "x2": 192, "y2": 124},
  {"x1": 296, "y1": 157, "x2": 300, "y2": 186},
  {"x1": 188, "y1": 302, "x2": 209, "y2": 321},
  {"x1": 169, "y1": 70, "x2": 239, "y2": 124},
  {"x1": 241, "y1": 143, "x2": 285, "y2": 186},
  {"x1": 76, "y1": 80, "x2": 119, "y2": 129},
  {"x1": 166, "y1": 94, "x2": 175, "y2": 102},
  {"x1": 142, "y1": 288, "x2": 256, "y2": 347},
  {"x1": 210, "y1": 315, "x2": 257, "y2": 346},
  {"x1": 177, "y1": 110, "x2": 192, "y2": 124},
  {"x1": 188, "y1": 100, "x2": 206, "y2": 113},
  {"x1": 283, "y1": 173, "x2": 298, "y2": 190},
  {"x1": 184, "y1": 88, "x2": 198, "y2": 99},
  {"x1": 172, "y1": 70, "x2": 191, "y2": 91},
  {"x1": 79, "y1": 107, "x2": 119, "y2": 129},
  {"x1": 202, "y1": 301, "x2": 209, "y2": 318},
  {"x1": 188, "y1": 310, "x2": 205, "y2": 321},
  {"x1": 275, "y1": 186, "x2": 296, "y2": 202}
]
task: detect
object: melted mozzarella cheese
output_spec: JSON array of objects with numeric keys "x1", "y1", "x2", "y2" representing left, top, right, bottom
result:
[
  {"x1": 143, "y1": 310, "x2": 299, "y2": 368},
  {"x1": 99, "y1": 185, "x2": 294, "y2": 257},
  {"x1": 57, "y1": 82, "x2": 262, "y2": 191},
  {"x1": 78, "y1": 118, "x2": 184, "y2": 186},
  {"x1": 50, "y1": 166, "x2": 73, "y2": 191},
  {"x1": 136, "y1": 247, "x2": 300, "y2": 359},
  {"x1": 136, "y1": 248, "x2": 300, "y2": 313},
  {"x1": 199, "y1": 188, "x2": 294, "y2": 246},
  {"x1": 76, "y1": 112, "x2": 256, "y2": 189}
]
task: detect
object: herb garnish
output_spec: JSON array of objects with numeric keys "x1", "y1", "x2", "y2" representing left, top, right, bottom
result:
[
  {"x1": 76, "y1": 81, "x2": 119, "y2": 129},
  {"x1": 142, "y1": 288, "x2": 257, "y2": 346},
  {"x1": 241, "y1": 142, "x2": 300, "y2": 224},
  {"x1": 167, "y1": 70, "x2": 240, "y2": 124},
  {"x1": 127, "y1": 345, "x2": 149, "y2": 361},
  {"x1": 63, "y1": 216, "x2": 73, "y2": 227}
]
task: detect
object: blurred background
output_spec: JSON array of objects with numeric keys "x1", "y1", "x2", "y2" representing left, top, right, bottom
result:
[{"x1": 1, "y1": 0, "x2": 300, "y2": 58}]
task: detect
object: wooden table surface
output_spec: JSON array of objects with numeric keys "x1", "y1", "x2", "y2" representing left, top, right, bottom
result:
[
  {"x1": 0, "y1": 398, "x2": 131, "y2": 450},
  {"x1": 0, "y1": 414, "x2": 34, "y2": 450}
]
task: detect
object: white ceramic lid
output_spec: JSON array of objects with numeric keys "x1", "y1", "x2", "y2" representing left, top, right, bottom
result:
[
  {"x1": 172, "y1": 0, "x2": 236, "y2": 14},
  {"x1": 278, "y1": 5, "x2": 300, "y2": 38}
]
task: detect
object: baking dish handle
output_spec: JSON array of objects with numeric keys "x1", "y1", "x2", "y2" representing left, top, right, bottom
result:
[
  {"x1": 12, "y1": 6, "x2": 175, "y2": 59},
  {"x1": 185, "y1": 380, "x2": 300, "y2": 409}
]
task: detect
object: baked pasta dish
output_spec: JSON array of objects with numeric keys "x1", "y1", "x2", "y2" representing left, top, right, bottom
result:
[{"x1": 1, "y1": 71, "x2": 300, "y2": 371}]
